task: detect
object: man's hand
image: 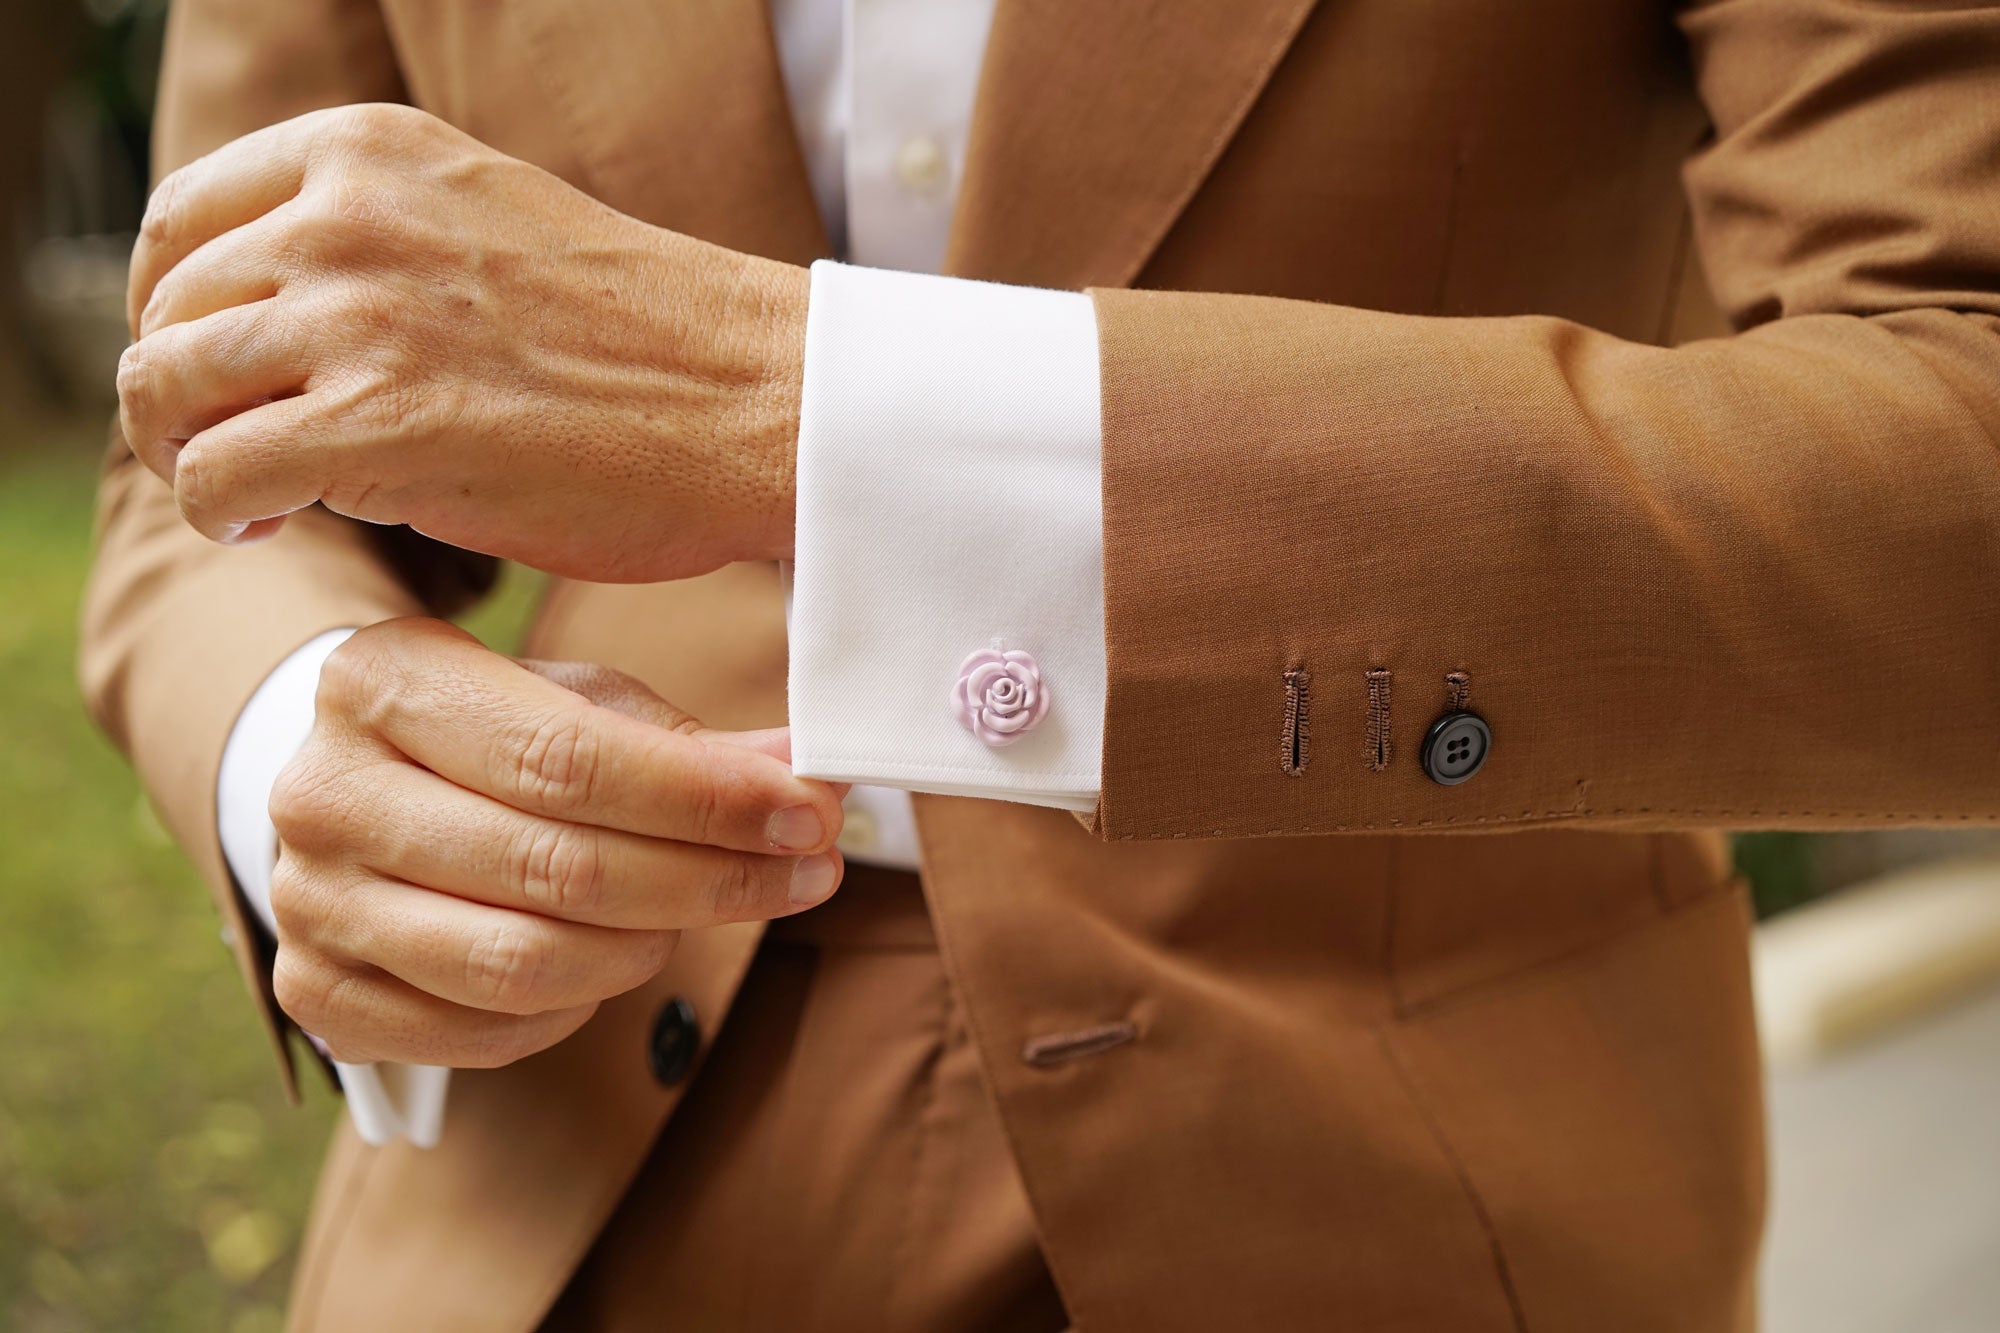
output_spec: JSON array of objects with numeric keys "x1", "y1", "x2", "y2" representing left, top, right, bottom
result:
[
  {"x1": 265, "y1": 618, "x2": 845, "y2": 1069},
  {"x1": 118, "y1": 103, "x2": 807, "y2": 582}
]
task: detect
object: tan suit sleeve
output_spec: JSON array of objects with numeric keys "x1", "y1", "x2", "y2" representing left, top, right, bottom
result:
[
  {"x1": 1089, "y1": 0, "x2": 2000, "y2": 840},
  {"x1": 79, "y1": 0, "x2": 494, "y2": 1087}
]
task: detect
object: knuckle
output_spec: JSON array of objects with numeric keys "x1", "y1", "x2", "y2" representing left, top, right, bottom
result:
[
  {"x1": 329, "y1": 177, "x2": 394, "y2": 232},
  {"x1": 321, "y1": 103, "x2": 382, "y2": 151},
  {"x1": 278, "y1": 206, "x2": 323, "y2": 252},
  {"x1": 266, "y1": 857, "x2": 317, "y2": 943},
  {"x1": 172, "y1": 443, "x2": 229, "y2": 530},
  {"x1": 286, "y1": 206, "x2": 366, "y2": 267},
  {"x1": 269, "y1": 949, "x2": 316, "y2": 1026},
  {"x1": 464, "y1": 922, "x2": 549, "y2": 1014},
  {"x1": 664, "y1": 707, "x2": 707, "y2": 740},
  {"x1": 321, "y1": 103, "x2": 435, "y2": 167},
  {"x1": 511, "y1": 821, "x2": 602, "y2": 918},
  {"x1": 342, "y1": 101, "x2": 411, "y2": 140},
  {"x1": 682, "y1": 762, "x2": 733, "y2": 847},
  {"x1": 316, "y1": 630, "x2": 400, "y2": 731},
  {"x1": 634, "y1": 929, "x2": 679, "y2": 978},
  {"x1": 708, "y1": 853, "x2": 775, "y2": 923},
  {"x1": 138, "y1": 172, "x2": 184, "y2": 250},
  {"x1": 268, "y1": 752, "x2": 344, "y2": 848},
  {"x1": 271, "y1": 947, "x2": 349, "y2": 1034},
  {"x1": 315, "y1": 633, "x2": 374, "y2": 704},
  {"x1": 514, "y1": 713, "x2": 600, "y2": 814},
  {"x1": 115, "y1": 345, "x2": 154, "y2": 415}
]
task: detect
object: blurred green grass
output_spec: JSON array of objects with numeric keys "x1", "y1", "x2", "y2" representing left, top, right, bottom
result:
[{"x1": 0, "y1": 431, "x2": 539, "y2": 1332}]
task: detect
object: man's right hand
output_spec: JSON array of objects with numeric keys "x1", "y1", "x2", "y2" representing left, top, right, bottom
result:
[{"x1": 264, "y1": 617, "x2": 846, "y2": 1069}]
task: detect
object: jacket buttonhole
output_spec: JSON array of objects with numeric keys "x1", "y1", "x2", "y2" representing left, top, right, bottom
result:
[{"x1": 1020, "y1": 1020, "x2": 1140, "y2": 1068}]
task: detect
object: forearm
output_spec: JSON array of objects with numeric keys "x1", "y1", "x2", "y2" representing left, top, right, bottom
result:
[{"x1": 1090, "y1": 289, "x2": 2000, "y2": 837}]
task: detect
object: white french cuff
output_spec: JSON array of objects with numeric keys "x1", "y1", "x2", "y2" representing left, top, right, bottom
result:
[
  {"x1": 217, "y1": 627, "x2": 448, "y2": 1149},
  {"x1": 787, "y1": 261, "x2": 1106, "y2": 810}
]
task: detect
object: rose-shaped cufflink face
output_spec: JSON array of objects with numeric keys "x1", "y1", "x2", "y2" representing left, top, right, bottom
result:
[{"x1": 952, "y1": 646, "x2": 1050, "y2": 748}]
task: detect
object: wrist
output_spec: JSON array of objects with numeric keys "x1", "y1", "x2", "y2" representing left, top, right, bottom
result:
[
  {"x1": 636, "y1": 228, "x2": 807, "y2": 570},
  {"x1": 737, "y1": 255, "x2": 808, "y2": 563}
]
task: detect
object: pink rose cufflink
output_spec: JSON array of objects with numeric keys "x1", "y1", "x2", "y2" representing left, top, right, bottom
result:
[{"x1": 952, "y1": 642, "x2": 1049, "y2": 747}]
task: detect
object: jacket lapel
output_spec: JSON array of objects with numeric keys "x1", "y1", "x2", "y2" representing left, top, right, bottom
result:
[
  {"x1": 945, "y1": 0, "x2": 1322, "y2": 288},
  {"x1": 509, "y1": 0, "x2": 829, "y2": 263}
]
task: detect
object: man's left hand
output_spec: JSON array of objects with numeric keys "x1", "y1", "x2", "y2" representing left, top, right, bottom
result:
[{"x1": 119, "y1": 103, "x2": 807, "y2": 583}]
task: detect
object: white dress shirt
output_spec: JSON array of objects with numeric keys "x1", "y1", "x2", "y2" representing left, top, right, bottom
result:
[{"x1": 217, "y1": 0, "x2": 1104, "y2": 1144}]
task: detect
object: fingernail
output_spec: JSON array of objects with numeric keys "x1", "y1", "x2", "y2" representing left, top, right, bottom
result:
[
  {"x1": 789, "y1": 854, "x2": 839, "y2": 908},
  {"x1": 767, "y1": 804, "x2": 825, "y2": 852}
]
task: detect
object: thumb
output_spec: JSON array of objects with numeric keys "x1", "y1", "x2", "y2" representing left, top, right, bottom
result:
[
  {"x1": 516, "y1": 659, "x2": 848, "y2": 796},
  {"x1": 709, "y1": 724, "x2": 791, "y2": 764},
  {"x1": 706, "y1": 727, "x2": 854, "y2": 800}
]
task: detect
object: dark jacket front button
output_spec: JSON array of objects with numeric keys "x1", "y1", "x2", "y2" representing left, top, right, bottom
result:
[
  {"x1": 649, "y1": 995, "x2": 700, "y2": 1087},
  {"x1": 1421, "y1": 711, "x2": 1491, "y2": 786}
]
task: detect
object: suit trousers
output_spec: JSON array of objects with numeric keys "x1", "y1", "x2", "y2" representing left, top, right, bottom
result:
[{"x1": 540, "y1": 864, "x2": 1070, "y2": 1332}]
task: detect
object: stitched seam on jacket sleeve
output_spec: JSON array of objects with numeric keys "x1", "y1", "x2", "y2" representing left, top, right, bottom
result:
[{"x1": 1106, "y1": 807, "x2": 1985, "y2": 840}]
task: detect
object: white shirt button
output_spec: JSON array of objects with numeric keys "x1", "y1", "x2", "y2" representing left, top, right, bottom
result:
[
  {"x1": 836, "y1": 805, "x2": 880, "y2": 857},
  {"x1": 893, "y1": 135, "x2": 950, "y2": 196}
]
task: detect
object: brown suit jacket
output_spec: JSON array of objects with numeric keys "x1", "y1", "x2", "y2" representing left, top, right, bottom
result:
[{"x1": 81, "y1": 0, "x2": 2000, "y2": 1327}]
